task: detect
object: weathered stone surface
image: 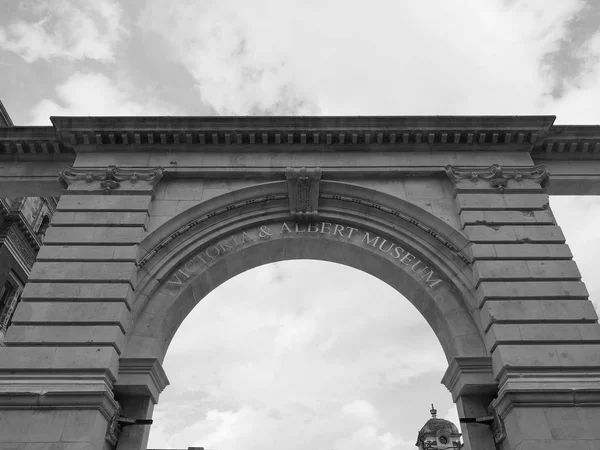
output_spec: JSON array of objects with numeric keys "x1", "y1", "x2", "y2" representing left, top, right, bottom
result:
[
  {"x1": 480, "y1": 300, "x2": 598, "y2": 331},
  {"x1": 21, "y1": 283, "x2": 132, "y2": 306},
  {"x1": 473, "y1": 260, "x2": 581, "y2": 285},
  {"x1": 464, "y1": 225, "x2": 565, "y2": 243},
  {"x1": 57, "y1": 194, "x2": 152, "y2": 211},
  {"x1": 470, "y1": 243, "x2": 572, "y2": 260},
  {"x1": 43, "y1": 226, "x2": 144, "y2": 245},
  {"x1": 5, "y1": 325, "x2": 126, "y2": 354},
  {"x1": 11, "y1": 302, "x2": 130, "y2": 330},
  {"x1": 36, "y1": 245, "x2": 137, "y2": 262},
  {"x1": 456, "y1": 192, "x2": 549, "y2": 211},
  {"x1": 485, "y1": 323, "x2": 600, "y2": 352},
  {"x1": 0, "y1": 347, "x2": 118, "y2": 378},
  {"x1": 477, "y1": 281, "x2": 589, "y2": 305},
  {"x1": 28, "y1": 262, "x2": 137, "y2": 285},
  {"x1": 51, "y1": 211, "x2": 148, "y2": 227},
  {"x1": 460, "y1": 209, "x2": 555, "y2": 226}
]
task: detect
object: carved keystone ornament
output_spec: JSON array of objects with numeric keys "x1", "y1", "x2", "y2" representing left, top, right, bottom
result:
[
  {"x1": 285, "y1": 167, "x2": 322, "y2": 220},
  {"x1": 445, "y1": 164, "x2": 548, "y2": 190},
  {"x1": 58, "y1": 165, "x2": 164, "y2": 191}
]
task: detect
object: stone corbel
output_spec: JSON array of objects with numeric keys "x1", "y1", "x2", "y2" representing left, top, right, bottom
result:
[
  {"x1": 441, "y1": 356, "x2": 497, "y2": 402},
  {"x1": 285, "y1": 167, "x2": 322, "y2": 220},
  {"x1": 114, "y1": 358, "x2": 170, "y2": 404},
  {"x1": 58, "y1": 165, "x2": 164, "y2": 194},
  {"x1": 445, "y1": 164, "x2": 548, "y2": 190}
]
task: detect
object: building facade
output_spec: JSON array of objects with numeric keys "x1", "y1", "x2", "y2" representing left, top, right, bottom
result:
[
  {"x1": 1, "y1": 104, "x2": 600, "y2": 450},
  {"x1": 0, "y1": 102, "x2": 56, "y2": 344}
]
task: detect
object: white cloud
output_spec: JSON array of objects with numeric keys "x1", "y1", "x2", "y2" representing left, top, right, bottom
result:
[
  {"x1": 137, "y1": 0, "x2": 595, "y2": 118},
  {"x1": 29, "y1": 71, "x2": 180, "y2": 125},
  {"x1": 342, "y1": 399, "x2": 379, "y2": 424},
  {"x1": 0, "y1": 0, "x2": 127, "y2": 63}
]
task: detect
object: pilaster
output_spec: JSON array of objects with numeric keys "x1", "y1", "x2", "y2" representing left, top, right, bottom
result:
[
  {"x1": 447, "y1": 163, "x2": 600, "y2": 450},
  {"x1": 0, "y1": 165, "x2": 164, "y2": 449}
]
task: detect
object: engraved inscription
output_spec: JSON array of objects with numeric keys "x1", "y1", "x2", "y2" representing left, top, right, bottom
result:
[{"x1": 165, "y1": 221, "x2": 443, "y2": 292}]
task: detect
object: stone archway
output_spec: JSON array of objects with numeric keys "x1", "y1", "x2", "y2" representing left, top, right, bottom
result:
[
  {"x1": 115, "y1": 181, "x2": 496, "y2": 449},
  {"x1": 2, "y1": 115, "x2": 600, "y2": 450}
]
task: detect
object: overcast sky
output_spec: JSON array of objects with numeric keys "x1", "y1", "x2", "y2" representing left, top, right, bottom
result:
[{"x1": 1, "y1": 1, "x2": 600, "y2": 449}]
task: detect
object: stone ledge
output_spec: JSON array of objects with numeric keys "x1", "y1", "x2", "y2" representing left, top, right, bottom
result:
[
  {"x1": 0, "y1": 373, "x2": 117, "y2": 421},
  {"x1": 470, "y1": 243, "x2": 572, "y2": 260},
  {"x1": 477, "y1": 281, "x2": 589, "y2": 306},
  {"x1": 28, "y1": 262, "x2": 137, "y2": 286},
  {"x1": 11, "y1": 302, "x2": 131, "y2": 331},
  {"x1": 21, "y1": 283, "x2": 133, "y2": 308},
  {"x1": 464, "y1": 225, "x2": 565, "y2": 244},
  {"x1": 480, "y1": 300, "x2": 599, "y2": 332},
  {"x1": 114, "y1": 358, "x2": 170, "y2": 403},
  {"x1": 43, "y1": 227, "x2": 145, "y2": 246},
  {"x1": 441, "y1": 356, "x2": 497, "y2": 402},
  {"x1": 57, "y1": 195, "x2": 152, "y2": 212},
  {"x1": 492, "y1": 369, "x2": 600, "y2": 418},
  {"x1": 0, "y1": 347, "x2": 119, "y2": 381},
  {"x1": 5, "y1": 325, "x2": 126, "y2": 355},
  {"x1": 36, "y1": 245, "x2": 138, "y2": 262},
  {"x1": 51, "y1": 211, "x2": 149, "y2": 227}
]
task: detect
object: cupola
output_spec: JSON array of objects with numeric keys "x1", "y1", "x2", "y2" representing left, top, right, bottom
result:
[{"x1": 415, "y1": 405, "x2": 462, "y2": 449}]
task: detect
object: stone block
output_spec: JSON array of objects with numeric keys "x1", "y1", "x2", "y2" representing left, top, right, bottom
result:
[
  {"x1": 464, "y1": 225, "x2": 565, "y2": 243},
  {"x1": 0, "y1": 347, "x2": 119, "y2": 379},
  {"x1": 460, "y1": 209, "x2": 555, "y2": 227},
  {"x1": 480, "y1": 300, "x2": 598, "y2": 331},
  {"x1": 148, "y1": 199, "x2": 178, "y2": 217},
  {"x1": 5, "y1": 325, "x2": 125, "y2": 354},
  {"x1": 456, "y1": 193, "x2": 548, "y2": 211},
  {"x1": 11, "y1": 302, "x2": 130, "y2": 331},
  {"x1": 57, "y1": 195, "x2": 152, "y2": 212},
  {"x1": 492, "y1": 344, "x2": 561, "y2": 373},
  {"x1": 485, "y1": 323, "x2": 595, "y2": 352},
  {"x1": 473, "y1": 260, "x2": 581, "y2": 286},
  {"x1": 477, "y1": 281, "x2": 589, "y2": 305},
  {"x1": 36, "y1": 245, "x2": 137, "y2": 262},
  {"x1": 51, "y1": 211, "x2": 148, "y2": 227},
  {"x1": 44, "y1": 226, "x2": 144, "y2": 245},
  {"x1": 453, "y1": 177, "x2": 545, "y2": 192},
  {"x1": 28, "y1": 262, "x2": 137, "y2": 286},
  {"x1": 0, "y1": 410, "x2": 109, "y2": 447},
  {"x1": 21, "y1": 283, "x2": 132, "y2": 306},
  {"x1": 470, "y1": 243, "x2": 572, "y2": 260}
]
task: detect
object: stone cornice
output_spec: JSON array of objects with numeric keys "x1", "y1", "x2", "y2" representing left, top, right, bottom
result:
[
  {"x1": 50, "y1": 115, "x2": 554, "y2": 149},
  {"x1": 3, "y1": 116, "x2": 600, "y2": 159}
]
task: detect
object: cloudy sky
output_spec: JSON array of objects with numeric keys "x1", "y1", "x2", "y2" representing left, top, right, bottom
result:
[{"x1": 1, "y1": 1, "x2": 600, "y2": 449}]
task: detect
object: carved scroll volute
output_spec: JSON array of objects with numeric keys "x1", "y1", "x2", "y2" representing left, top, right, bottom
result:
[
  {"x1": 58, "y1": 165, "x2": 164, "y2": 194},
  {"x1": 445, "y1": 164, "x2": 548, "y2": 191},
  {"x1": 285, "y1": 167, "x2": 322, "y2": 220}
]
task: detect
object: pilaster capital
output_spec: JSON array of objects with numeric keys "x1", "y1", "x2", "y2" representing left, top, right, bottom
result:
[
  {"x1": 285, "y1": 167, "x2": 322, "y2": 220},
  {"x1": 445, "y1": 164, "x2": 548, "y2": 191},
  {"x1": 441, "y1": 356, "x2": 497, "y2": 402},
  {"x1": 114, "y1": 357, "x2": 170, "y2": 403},
  {"x1": 58, "y1": 165, "x2": 164, "y2": 195}
]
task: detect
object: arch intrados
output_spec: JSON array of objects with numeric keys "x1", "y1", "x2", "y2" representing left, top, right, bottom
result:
[{"x1": 126, "y1": 182, "x2": 485, "y2": 365}]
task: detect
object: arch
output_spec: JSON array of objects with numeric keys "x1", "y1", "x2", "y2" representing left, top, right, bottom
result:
[{"x1": 124, "y1": 181, "x2": 485, "y2": 366}]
